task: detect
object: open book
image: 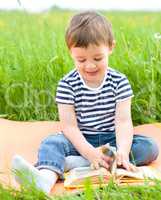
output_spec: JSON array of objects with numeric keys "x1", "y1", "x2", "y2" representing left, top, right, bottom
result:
[
  {"x1": 64, "y1": 144, "x2": 161, "y2": 189},
  {"x1": 64, "y1": 165, "x2": 161, "y2": 189}
]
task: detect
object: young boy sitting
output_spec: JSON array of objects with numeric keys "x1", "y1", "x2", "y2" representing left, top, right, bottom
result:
[{"x1": 12, "y1": 11, "x2": 159, "y2": 194}]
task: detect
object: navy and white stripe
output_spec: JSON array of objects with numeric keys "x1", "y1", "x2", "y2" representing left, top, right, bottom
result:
[{"x1": 56, "y1": 67, "x2": 134, "y2": 134}]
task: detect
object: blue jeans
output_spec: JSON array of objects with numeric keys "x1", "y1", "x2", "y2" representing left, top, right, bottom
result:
[{"x1": 35, "y1": 132, "x2": 159, "y2": 176}]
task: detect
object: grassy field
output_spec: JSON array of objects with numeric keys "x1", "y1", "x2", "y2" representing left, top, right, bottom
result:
[
  {"x1": 0, "y1": 10, "x2": 160, "y2": 124},
  {"x1": 0, "y1": 9, "x2": 161, "y2": 199}
]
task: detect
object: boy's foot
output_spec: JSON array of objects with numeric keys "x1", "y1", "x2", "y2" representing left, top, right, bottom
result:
[{"x1": 11, "y1": 155, "x2": 57, "y2": 194}]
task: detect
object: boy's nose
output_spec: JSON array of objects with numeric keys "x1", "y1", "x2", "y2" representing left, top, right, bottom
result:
[{"x1": 85, "y1": 62, "x2": 97, "y2": 71}]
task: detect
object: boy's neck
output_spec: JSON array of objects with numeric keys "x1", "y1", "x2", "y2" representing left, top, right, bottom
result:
[
  {"x1": 81, "y1": 70, "x2": 107, "y2": 89},
  {"x1": 84, "y1": 79, "x2": 103, "y2": 88}
]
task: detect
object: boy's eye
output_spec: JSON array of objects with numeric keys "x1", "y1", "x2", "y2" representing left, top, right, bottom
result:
[
  {"x1": 78, "y1": 59, "x2": 86, "y2": 63},
  {"x1": 94, "y1": 58, "x2": 103, "y2": 61},
  {"x1": 77, "y1": 57, "x2": 103, "y2": 63}
]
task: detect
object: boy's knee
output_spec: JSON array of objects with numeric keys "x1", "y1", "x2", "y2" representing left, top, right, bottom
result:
[
  {"x1": 146, "y1": 138, "x2": 159, "y2": 161},
  {"x1": 130, "y1": 136, "x2": 159, "y2": 166},
  {"x1": 39, "y1": 133, "x2": 76, "y2": 157},
  {"x1": 41, "y1": 132, "x2": 69, "y2": 146},
  {"x1": 131, "y1": 137, "x2": 159, "y2": 165}
]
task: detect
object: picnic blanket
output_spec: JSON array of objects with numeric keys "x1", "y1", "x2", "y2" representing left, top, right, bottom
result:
[{"x1": 0, "y1": 118, "x2": 161, "y2": 195}]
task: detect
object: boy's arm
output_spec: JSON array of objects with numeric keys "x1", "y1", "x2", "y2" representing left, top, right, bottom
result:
[
  {"x1": 115, "y1": 97, "x2": 137, "y2": 171},
  {"x1": 58, "y1": 103, "x2": 94, "y2": 157},
  {"x1": 57, "y1": 103, "x2": 110, "y2": 169}
]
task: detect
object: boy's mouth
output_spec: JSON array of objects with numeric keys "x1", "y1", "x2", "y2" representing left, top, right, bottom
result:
[{"x1": 85, "y1": 70, "x2": 98, "y2": 76}]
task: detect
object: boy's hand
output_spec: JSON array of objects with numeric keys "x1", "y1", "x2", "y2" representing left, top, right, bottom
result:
[
  {"x1": 116, "y1": 150, "x2": 137, "y2": 171},
  {"x1": 87, "y1": 148, "x2": 114, "y2": 170}
]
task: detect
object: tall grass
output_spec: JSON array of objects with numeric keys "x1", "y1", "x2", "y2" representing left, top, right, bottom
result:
[{"x1": 0, "y1": 10, "x2": 160, "y2": 124}]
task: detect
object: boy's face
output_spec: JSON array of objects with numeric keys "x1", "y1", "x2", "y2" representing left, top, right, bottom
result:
[{"x1": 70, "y1": 44, "x2": 113, "y2": 87}]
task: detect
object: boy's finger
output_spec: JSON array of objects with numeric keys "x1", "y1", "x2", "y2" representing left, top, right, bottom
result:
[
  {"x1": 122, "y1": 160, "x2": 130, "y2": 171},
  {"x1": 102, "y1": 155, "x2": 112, "y2": 163},
  {"x1": 95, "y1": 163, "x2": 100, "y2": 170},
  {"x1": 100, "y1": 159, "x2": 110, "y2": 170},
  {"x1": 129, "y1": 163, "x2": 138, "y2": 172},
  {"x1": 117, "y1": 154, "x2": 122, "y2": 166},
  {"x1": 122, "y1": 160, "x2": 138, "y2": 172},
  {"x1": 91, "y1": 162, "x2": 100, "y2": 170}
]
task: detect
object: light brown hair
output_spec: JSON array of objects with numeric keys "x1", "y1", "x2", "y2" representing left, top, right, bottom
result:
[{"x1": 65, "y1": 11, "x2": 114, "y2": 49}]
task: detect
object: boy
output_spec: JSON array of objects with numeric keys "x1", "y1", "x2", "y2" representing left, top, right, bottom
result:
[{"x1": 12, "y1": 11, "x2": 159, "y2": 194}]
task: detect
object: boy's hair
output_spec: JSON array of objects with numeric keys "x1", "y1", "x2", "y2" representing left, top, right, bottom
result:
[{"x1": 65, "y1": 11, "x2": 114, "y2": 49}]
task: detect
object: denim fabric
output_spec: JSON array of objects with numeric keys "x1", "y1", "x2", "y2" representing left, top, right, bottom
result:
[{"x1": 35, "y1": 132, "x2": 159, "y2": 176}]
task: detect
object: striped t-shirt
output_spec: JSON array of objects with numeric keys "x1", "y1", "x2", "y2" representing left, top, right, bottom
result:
[{"x1": 56, "y1": 67, "x2": 134, "y2": 135}]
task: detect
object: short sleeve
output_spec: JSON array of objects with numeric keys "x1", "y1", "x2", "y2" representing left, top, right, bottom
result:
[
  {"x1": 115, "y1": 75, "x2": 134, "y2": 102},
  {"x1": 55, "y1": 79, "x2": 75, "y2": 105}
]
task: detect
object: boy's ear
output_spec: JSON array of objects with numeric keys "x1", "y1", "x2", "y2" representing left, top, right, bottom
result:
[
  {"x1": 109, "y1": 40, "x2": 116, "y2": 54},
  {"x1": 112, "y1": 40, "x2": 116, "y2": 49},
  {"x1": 69, "y1": 47, "x2": 76, "y2": 58}
]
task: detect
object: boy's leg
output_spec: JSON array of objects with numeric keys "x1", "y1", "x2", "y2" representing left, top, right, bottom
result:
[
  {"x1": 12, "y1": 155, "x2": 58, "y2": 194},
  {"x1": 100, "y1": 133, "x2": 159, "y2": 166},
  {"x1": 34, "y1": 132, "x2": 81, "y2": 173},
  {"x1": 65, "y1": 156, "x2": 90, "y2": 171},
  {"x1": 12, "y1": 132, "x2": 80, "y2": 193},
  {"x1": 130, "y1": 135, "x2": 159, "y2": 166}
]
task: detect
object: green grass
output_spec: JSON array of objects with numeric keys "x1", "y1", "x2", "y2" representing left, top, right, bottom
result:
[
  {"x1": 1, "y1": 177, "x2": 161, "y2": 200},
  {"x1": 0, "y1": 9, "x2": 161, "y2": 199},
  {"x1": 0, "y1": 10, "x2": 160, "y2": 124}
]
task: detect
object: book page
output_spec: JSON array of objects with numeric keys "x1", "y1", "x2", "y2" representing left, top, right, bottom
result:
[
  {"x1": 116, "y1": 166, "x2": 161, "y2": 180},
  {"x1": 64, "y1": 167, "x2": 111, "y2": 188},
  {"x1": 65, "y1": 166, "x2": 109, "y2": 179}
]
